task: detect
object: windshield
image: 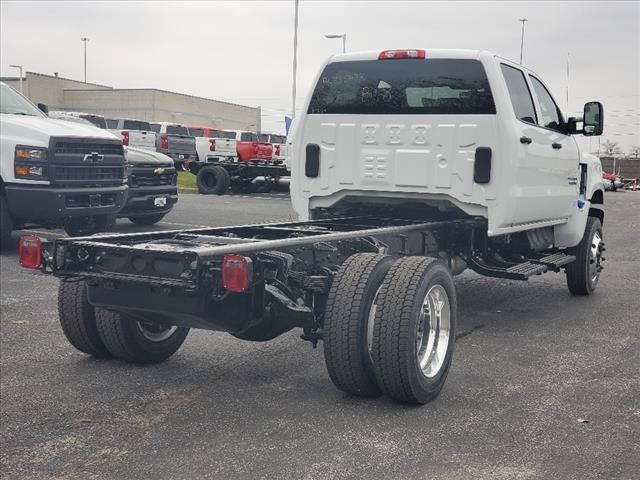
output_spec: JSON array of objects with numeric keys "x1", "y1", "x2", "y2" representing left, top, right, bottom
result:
[
  {"x1": 308, "y1": 59, "x2": 495, "y2": 115},
  {"x1": 0, "y1": 83, "x2": 45, "y2": 117},
  {"x1": 123, "y1": 120, "x2": 151, "y2": 131},
  {"x1": 167, "y1": 125, "x2": 189, "y2": 135},
  {"x1": 80, "y1": 115, "x2": 107, "y2": 129}
]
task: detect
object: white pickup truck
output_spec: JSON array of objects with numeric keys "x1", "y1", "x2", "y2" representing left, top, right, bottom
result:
[
  {"x1": 267, "y1": 133, "x2": 289, "y2": 170},
  {"x1": 188, "y1": 126, "x2": 237, "y2": 163},
  {"x1": 0, "y1": 83, "x2": 127, "y2": 246},
  {"x1": 20, "y1": 49, "x2": 606, "y2": 406},
  {"x1": 106, "y1": 118, "x2": 157, "y2": 152}
]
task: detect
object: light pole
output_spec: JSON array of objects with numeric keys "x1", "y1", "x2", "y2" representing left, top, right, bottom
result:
[
  {"x1": 9, "y1": 64, "x2": 23, "y2": 93},
  {"x1": 325, "y1": 33, "x2": 346, "y2": 53},
  {"x1": 291, "y1": 0, "x2": 299, "y2": 119},
  {"x1": 81, "y1": 37, "x2": 89, "y2": 83},
  {"x1": 518, "y1": 18, "x2": 527, "y2": 65}
]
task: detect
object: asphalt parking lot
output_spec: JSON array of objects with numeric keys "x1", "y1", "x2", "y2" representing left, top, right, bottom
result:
[{"x1": 1, "y1": 191, "x2": 638, "y2": 480}]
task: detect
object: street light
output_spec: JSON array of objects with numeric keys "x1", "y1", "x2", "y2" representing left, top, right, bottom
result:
[
  {"x1": 9, "y1": 64, "x2": 23, "y2": 93},
  {"x1": 325, "y1": 33, "x2": 346, "y2": 53},
  {"x1": 518, "y1": 18, "x2": 528, "y2": 65},
  {"x1": 81, "y1": 37, "x2": 89, "y2": 83}
]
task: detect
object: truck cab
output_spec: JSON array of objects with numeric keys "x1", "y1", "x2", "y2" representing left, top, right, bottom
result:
[
  {"x1": 235, "y1": 131, "x2": 273, "y2": 163},
  {"x1": 106, "y1": 118, "x2": 157, "y2": 152},
  {"x1": 0, "y1": 82, "x2": 127, "y2": 246},
  {"x1": 290, "y1": 49, "x2": 604, "y2": 249},
  {"x1": 188, "y1": 126, "x2": 237, "y2": 163},
  {"x1": 149, "y1": 122, "x2": 197, "y2": 169}
]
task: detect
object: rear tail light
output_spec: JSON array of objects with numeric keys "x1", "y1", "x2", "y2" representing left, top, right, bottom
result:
[
  {"x1": 18, "y1": 235, "x2": 41, "y2": 269},
  {"x1": 209, "y1": 139, "x2": 216, "y2": 151},
  {"x1": 274, "y1": 145, "x2": 281, "y2": 156},
  {"x1": 378, "y1": 49, "x2": 425, "y2": 60},
  {"x1": 221, "y1": 255, "x2": 252, "y2": 293},
  {"x1": 121, "y1": 131, "x2": 130, "y2": 146},
  {"x1": 160, "y1": 134, "x2": 169, "y2": 150}
]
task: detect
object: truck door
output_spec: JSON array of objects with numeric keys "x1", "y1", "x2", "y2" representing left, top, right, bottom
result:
[
  {"x1": 500, "y1": 64, "x2": 579, "y2": 226},
  {"x1": 527, "y1": 74, "x2": 580, "y2": 220}
]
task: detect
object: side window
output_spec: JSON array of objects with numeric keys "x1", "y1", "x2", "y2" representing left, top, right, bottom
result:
[
  {"x1": 529, "y1": 75, "x2": 563, "y2": 132},
  {"x1": 500, "y1": 64, "x2": 537, "y2": 124}
]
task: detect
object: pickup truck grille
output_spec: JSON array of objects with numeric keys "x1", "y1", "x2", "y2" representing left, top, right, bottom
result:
[
  {"x1": 54, "y1": 142, "x2": 124, "y2": 156},
  {"x1": 49, "y1": 137, "x2": 126, "y2": 188},
  {"x1": 130, "y1": 165, "x2": 177, "y2": 187}
]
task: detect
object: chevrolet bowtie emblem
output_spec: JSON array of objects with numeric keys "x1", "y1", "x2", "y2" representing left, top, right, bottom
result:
[
  {"x1": 83, "y1": 152, "x2": 104, "y2": 162},
  {"x1": 154, "y1": 167, "x2": 166, "y2": 175}
]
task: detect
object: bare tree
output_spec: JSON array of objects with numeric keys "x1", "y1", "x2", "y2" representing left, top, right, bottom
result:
[
  {"x1": 600, "y1": 139, "x2": 621, "y2": 157},
  {"x1": 629, "y1": 145, "x2": 640, "y2": 160}
]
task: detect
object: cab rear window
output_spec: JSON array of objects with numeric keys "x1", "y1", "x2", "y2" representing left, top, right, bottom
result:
[
  {"x1": 167, "y1": 125, "x2": 188, "y2": 135},
  {"x1": 308, "y1": 58, "x2": 495, "y2": 115}
]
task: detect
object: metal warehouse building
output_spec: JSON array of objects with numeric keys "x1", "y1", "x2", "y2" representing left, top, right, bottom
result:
[{"x1": 1, "y1": 71, "x2": 259, "y2": 130}]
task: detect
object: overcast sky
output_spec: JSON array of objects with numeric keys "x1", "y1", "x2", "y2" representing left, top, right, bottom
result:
[{"x1": 1, "y1": 0, "x2": 638, "y2": 150}]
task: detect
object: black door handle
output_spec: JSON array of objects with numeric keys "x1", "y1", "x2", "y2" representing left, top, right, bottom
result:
[
  {"x1": 520, "y1": 136, "x2": 532, "y2": 144},
  {"x1": 552, "y1": 142, "x2": 562, "y2": 149}
]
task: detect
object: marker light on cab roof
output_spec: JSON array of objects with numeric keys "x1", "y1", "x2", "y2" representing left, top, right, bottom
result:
[{"x1": 378, "y1": 49, "x2": 426, "y2": 60}]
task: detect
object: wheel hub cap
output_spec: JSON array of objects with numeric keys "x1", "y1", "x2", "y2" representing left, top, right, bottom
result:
[
  {"x1": 416, "y1": 284, "x2": 451, "y2": 378},
  {"x1": 137, "y1": 322, "x2": 177, "y2": 342}
]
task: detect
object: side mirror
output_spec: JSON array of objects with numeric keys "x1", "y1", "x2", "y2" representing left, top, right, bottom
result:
[
  {"x1": 37, "y1": 103, "x2": 49, "y2": 115},
  {"x1": 583, "y1": 101, "x2": 603, "y2": 136}
]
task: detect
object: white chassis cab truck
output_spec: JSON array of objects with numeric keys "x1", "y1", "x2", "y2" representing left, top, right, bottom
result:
[
  {"x1": 0, "y1": 83, "x2": 127, "y2": 246},
  {"x1": 19, "y1": 50, "x2": 605, "y2": 405}
]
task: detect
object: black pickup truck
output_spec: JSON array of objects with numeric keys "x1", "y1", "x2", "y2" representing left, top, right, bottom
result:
[{"x1": 120, "y1": 147, "x2": 178, "y2": 225}]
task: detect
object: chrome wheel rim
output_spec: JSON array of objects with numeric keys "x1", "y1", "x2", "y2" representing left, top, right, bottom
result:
[
  {"x1": 590, "y1": 231, "x2": 603, "y2": 285},
  {"x1": 137, "y1": 322, "x2": 177, "y2": 342},
  {"x1": 416, "y1": 284, "x2": 451, "y2": 378},
  {"x1": 366, "y1": 285, "x2": 382, "y2": 364}
]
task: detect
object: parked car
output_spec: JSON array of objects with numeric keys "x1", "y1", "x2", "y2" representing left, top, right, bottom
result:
[
  {"x1": 106, "y1": 118, "x2": 157, "y2": 152},
  {"x1": 120, "y1": 147, "x2": 178, "y2": 225},
  {"x1": 150, "y1": 122, "x2": 197, "y2": 169},
  {"x1": 0, "y1": 82, "x2": 127, "y2": 246},
  {"x1": 188, "y1": 127, "x2": 237, "y2": 163},
  {"x1": 602, "y1": 171, "x2": 623, "y2": 191},
  {"x1": 20, "y1": 49, "x2": 606, "y2": 406}
]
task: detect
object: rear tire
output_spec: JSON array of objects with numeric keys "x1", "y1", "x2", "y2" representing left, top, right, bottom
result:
[
  {"x1": 197, "y1": 165, "x2": 230, "y2": 195},
  {"x1": 95, "y1": 309, "x2": 189, "y2": 364},
  {"x1": 323, "y1": 253, "x2": 395, "y2": 397},
  {"x1": 58, "y1": 280, "x2": 112, "y2": 358},
  {"x1": 0, "y1": 195, "x2": 13, "y2": 250},
  {"x1": 566, "y1": 216, "x2": 603, "y2": 295},
  {"x1": 371, "y1": 256, "x2": 457, "y2": 404},
  {"x1": 128, "y1": 213, "x2": 167, "y2": 225}
]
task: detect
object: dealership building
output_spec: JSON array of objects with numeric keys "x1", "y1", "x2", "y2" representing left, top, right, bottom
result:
[{"x1": 1, "y1": 71, "x2": 260, "y2": 130}]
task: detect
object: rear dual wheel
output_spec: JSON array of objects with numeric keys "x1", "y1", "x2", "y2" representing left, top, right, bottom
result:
[
  {"x1": 57, "y1": 279, "x2": 188, "y2": 363},
  {"x1": 323, "y1": 254, "x2": 457, "y2": 404},
  {"x1": 197, "y1": 165, "x2": 230, "y2": 195}
]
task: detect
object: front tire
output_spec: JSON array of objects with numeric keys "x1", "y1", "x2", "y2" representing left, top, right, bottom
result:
[
  {"x1": 128, "y1": 213, "x2": 167, "y2": 225},
  {"x1": 371, "y1": 257, "x2": 457, "y2": 404},
  {"x1": 566, "y1": 216, "x2": 604, "y2": 295},
  {"x1": 0, "y1": 195, "x2": 13, "y2": 250},
  {"x1": 323, "y1": 253, "x2": 395, "y2": 397},
  {"x1": 58, "y1": 280, "x2": 112, "y2": 358},
  {"x1": 95, "y1": 309, "x2": 189, "y2": 364},
  {"x1": 64, "y1": 214, "x2": 117, "y2": 237}
]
